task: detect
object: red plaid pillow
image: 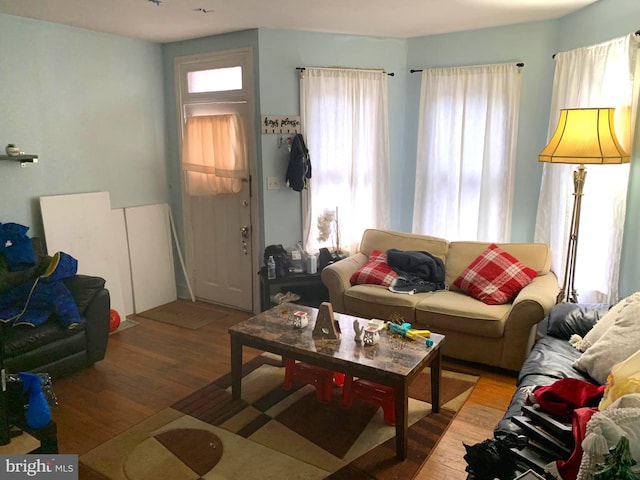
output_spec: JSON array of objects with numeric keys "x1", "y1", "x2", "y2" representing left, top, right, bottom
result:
[
  {"x1": 350, "y1": 250, "x2": 399, "y2": 287},
  {"x1": 453, "y1": 244, "x2": 537, "y2": 305}
]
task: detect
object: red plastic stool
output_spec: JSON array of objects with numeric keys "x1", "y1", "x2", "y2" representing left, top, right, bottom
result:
[
  {"x1": 283, "y1": 359, "x2": 344, "y2": 403},
  {"x1": 342, "y1": 375, "x2": 395, "y2": 425}
]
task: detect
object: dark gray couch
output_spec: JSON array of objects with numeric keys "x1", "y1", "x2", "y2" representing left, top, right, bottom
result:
[
  {"x1": 494, "y1": 302, "x2": 610, "y2": 437},
  {"x1": 2, "y1": 273, "x2": 110, "y2": 379}
]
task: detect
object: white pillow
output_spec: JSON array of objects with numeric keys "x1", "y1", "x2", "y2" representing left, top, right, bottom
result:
[
  {"x1": 571, "y1": 292, "x2": 640, "y2": 352},
  {"x1": 576, "y1": 394, "x2": 640, "y2": 480},
  {"x1": 573, "y1": 298, "x2": 640, "y2": 384}
]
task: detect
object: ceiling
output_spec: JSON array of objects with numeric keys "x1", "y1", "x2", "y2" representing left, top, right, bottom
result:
[{"x1": 0, "y1": 0, "x2": 597, "y2": 44}]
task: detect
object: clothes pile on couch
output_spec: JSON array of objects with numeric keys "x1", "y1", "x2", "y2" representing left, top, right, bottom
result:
[
  {"x1": 491, "y1": 294, "x2": 640, "y2": 480},
  {"x1": 0, "y1": 221, "x2": 110, "y2": 378},
  {"x1": 0, "y1": 222, "x2": 82, "y2": 328}
]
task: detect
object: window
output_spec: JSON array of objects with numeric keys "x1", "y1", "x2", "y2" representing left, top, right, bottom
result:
[
  {"x1": 299, "y1": 68, "x2": 390, "y2": 254},
  {"x1": 175, "y1": 49, "x2": 254, "y2": 196},
  {"x1": 413, "y1": 63, "x2": 522, "y2": 242},
  {"x1": 187, "y1": 66, "x2": 242, "y2": 93},
  {"x1": 181, "y1": 114, "x2": 248, "y2": 196}
]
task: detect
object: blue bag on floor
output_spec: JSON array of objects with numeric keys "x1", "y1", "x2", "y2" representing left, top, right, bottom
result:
[{"x1": 19, "y1": 372, "x2": 51, "y2": 429}]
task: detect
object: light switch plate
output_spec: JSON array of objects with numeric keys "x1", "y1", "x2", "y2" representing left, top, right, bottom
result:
[{"x1": 267, "y1": 177, "x2": 281, "y2": 190}]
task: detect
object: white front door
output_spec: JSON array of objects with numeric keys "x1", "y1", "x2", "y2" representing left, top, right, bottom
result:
[
  {"x1": 189, "y1": 178, "x2": 252, "y2": 310},
  {"x1": 175, "y1": 49, "x2": 257, "y2": 312}
]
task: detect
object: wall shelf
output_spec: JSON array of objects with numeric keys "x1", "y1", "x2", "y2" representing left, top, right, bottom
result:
[{"x1": 0, "y1": 154, "x2": 39, "y2": 167}]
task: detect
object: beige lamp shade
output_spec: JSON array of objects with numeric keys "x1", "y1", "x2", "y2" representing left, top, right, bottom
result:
[{"x1": 539, "y1": 107, "x2": 630, "y2": 165}]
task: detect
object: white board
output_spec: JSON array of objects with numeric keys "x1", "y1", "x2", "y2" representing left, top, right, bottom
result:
[
  {"x1": 124, "y1": 204, "x2": 177, "y2": 313},
  {"x1": 40, "y1": 192, "x2": 126, "y2": 319},
  {"x1": 111, "y1": 208, "x2": 134, "y2": 317}
]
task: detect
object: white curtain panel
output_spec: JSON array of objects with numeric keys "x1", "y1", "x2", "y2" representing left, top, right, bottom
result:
[
  {"x1": 535, "y1": 34, "x2": 640, "y2": 304},
  {"x1": 300, "y1": 67, "x2": 391, "y2": 254},
  {"x1": 181, "y1": 114, "x2": 248, "y2": 196},
  {"x1": 412, "y1": 63, "x2": 522, "y2": 242}
]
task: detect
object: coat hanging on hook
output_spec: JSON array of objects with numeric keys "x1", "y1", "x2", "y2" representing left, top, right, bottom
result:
[{"x1": 286, "y1": 133, "x2": 311, "y2": 192}]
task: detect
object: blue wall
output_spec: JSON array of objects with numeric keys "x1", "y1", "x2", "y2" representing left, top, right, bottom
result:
[
  {"x1": 256, "y1": 29, "x2": 408, "y2": 246},
  {"x1": 0, "y1": 14, "x2": 166, "y2": 236}
]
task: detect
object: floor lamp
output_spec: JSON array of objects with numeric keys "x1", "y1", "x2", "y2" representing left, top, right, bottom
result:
[{"x1": 539, "y1": 107, "x2": 630, "y2": 304}]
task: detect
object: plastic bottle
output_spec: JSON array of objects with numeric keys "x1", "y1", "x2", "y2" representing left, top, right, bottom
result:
[{"x1": 267, "y1": 255, "x2": 276, "y2": 279}]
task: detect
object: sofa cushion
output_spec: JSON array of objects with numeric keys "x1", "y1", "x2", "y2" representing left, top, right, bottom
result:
[
  {"x1": 416, "y1": 291, "x2": 510, "y2": 337},
  {"x1": 544, "y1": 302, "x2": 609, "y2": 340},
  {"x1": 344, "y1": 284, "x2": 424, "y2": 321},
  {"x1": 573, "y1": 297, "x2": 640, "y2": 384},
  {"x1": 359, "y1": 229, "x2": 448, "y2": 260},
  {"x1": 349, "y1": 250, "x2": 398, "y2": 287},
  {"x1": 571, "y1": 292, "x2": 639, "y2": 352},
  {"x1": 452, "y1": 244, "x2": 537, "y2": 305},
  {"x1": 3, "y1": 317, "x2": 86, "y2": 359}
]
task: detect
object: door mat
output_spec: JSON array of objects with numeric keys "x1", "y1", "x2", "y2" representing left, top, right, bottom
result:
[{"x1": 136, "y1": 299, "x2": 225, "y2": 330}]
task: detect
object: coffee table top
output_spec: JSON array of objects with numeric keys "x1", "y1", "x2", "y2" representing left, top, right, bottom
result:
[{"x1": 229, "y1": 304, "x2": 444, "y2": 380}]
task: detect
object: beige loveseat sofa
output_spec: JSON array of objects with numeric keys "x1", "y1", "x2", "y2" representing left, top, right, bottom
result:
[{"x1": 321, "y1": 229, "x2": 559, "y2": 371}]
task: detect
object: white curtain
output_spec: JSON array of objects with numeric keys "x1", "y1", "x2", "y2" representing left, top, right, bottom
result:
[
  {"x1": 535, "y1": 34, "x2": 640, "y2": 304},
  {"x1": 412, "y1": 63, "x2": 522, "y2": 242},
  {"x1": 300, "y1": 67, "x2": 390, "y2": 254},
  {"x1": 181, "y1": 114, "x2": 248, "y2": 196}
]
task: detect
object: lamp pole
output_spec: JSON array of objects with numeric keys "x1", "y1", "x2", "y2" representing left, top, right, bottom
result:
[{"x1": 558, "y1": 164, "x2": 586, "y2": 304}]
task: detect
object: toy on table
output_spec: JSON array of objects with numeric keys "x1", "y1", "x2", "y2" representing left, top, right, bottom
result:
[
  {"x1": 388, "y1": 322, "x2": 411, "y2": 336},
  {"x1": 388, "y1": 322, "x2": 431, "y2": 341}
]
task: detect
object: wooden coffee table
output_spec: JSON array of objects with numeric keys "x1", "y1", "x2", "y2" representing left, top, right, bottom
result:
[{"x1": 228, "y1": 304, "x2": 444, "y2": 459}]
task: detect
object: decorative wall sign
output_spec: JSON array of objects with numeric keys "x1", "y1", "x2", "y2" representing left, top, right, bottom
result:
[{"x1": 261, "y1": 115, "x2": 300, "y2": 134}]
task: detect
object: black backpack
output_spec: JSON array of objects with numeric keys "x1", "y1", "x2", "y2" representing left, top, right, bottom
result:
[{"x1": 263, "y1": 244, "x2": 291, "y2": 278}]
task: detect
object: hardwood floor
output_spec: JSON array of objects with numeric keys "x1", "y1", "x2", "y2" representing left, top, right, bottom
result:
[{"x1": 51, "y1": 301, "x2": 518, "y2": 479}]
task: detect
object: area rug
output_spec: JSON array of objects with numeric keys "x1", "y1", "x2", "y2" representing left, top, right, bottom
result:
[
  {"x1": 80, "y1": 353, "x2": 478, "y2": 479},
  {"x1": 136, "y1": 299, "x2": 223, "y2": 330}
]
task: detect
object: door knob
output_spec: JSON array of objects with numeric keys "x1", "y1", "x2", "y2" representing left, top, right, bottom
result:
[{"x1": 241, "y1": 226, "x2": 249, "y2": 238}]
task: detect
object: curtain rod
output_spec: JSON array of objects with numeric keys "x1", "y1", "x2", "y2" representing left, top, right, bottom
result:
[
  {"x1": 410, "y1": 62, "x2": 524, "y2": 73},
  {"x1": 553, "y1": 29, "x2": 640, "y2": 59},
  {"x1": 296, "y1": 67, "x2": 395, "y2": 77}
]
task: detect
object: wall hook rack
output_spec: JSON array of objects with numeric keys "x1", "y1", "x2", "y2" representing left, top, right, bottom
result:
[
  {"x1": 278, "y1": 135, "x2": 294, "y2": 150},
  {"x1": 262, "y1": 115, "x2": 301, "y2": 134}
]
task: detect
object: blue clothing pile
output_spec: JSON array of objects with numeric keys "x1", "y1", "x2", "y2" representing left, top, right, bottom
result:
[{"x1": 0, "y1": 223, "x2": 81, "y2": 329}]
